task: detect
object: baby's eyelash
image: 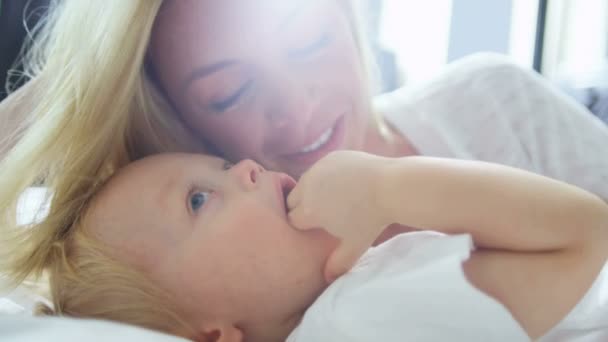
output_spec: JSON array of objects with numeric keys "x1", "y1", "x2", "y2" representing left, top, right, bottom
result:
[{"x1": 223, "y1": 161, "x2": 234, "y2": 170}]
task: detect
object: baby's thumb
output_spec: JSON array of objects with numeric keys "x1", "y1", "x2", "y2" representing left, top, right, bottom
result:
[
  {"x1": 287, "y1": 206, "x2": 318, "y2": 231},
  {"x1": 286, "y1": 184, "x2": 301, "y2": 211}
]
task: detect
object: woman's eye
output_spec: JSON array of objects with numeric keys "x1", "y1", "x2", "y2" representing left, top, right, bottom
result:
[
  {"x1": 290, "y1": 32, "x2": 332, "y2": 59},
  {"x1": 210, "y1": 80, "x2": 253, "y2": 113},
  {"x1": 189, "y1": 191, "x2": 210, "y2": 212}
]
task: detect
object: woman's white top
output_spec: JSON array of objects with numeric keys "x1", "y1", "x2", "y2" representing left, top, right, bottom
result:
[
  {"x1": 377, "y1": 53, "x2": 608, "y2": 201},
  {"x1": 288, "y1": 232, "x2": 531, "y2": 341}
]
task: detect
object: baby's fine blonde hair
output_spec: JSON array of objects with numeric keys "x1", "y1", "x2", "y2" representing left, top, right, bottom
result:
[
  {"x1": 0, "y1": 0, "x2": 378, "y2": 337},
  {"x1": 37, "y1": 221, "x2": 195, "y2": 337}
]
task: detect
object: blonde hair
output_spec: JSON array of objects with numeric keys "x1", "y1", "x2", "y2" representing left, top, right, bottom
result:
[
  {"x1": 0, "y1": 0, "x2": 202, "y2": 336},
  {"x1": 37, "y1": 222, "x2": 195, "y2": 337},
  {"x1": 0, "y1": 0, "x2": 200, "y2": 279},
  {"x1": 0, "y1": 0, "x2": 379, "y2": 335},
  {"x1": 337, "y1": 0, "x2": 392, "y2": 137}
]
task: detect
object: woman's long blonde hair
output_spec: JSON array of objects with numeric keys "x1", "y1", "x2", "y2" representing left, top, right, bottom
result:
[{"x1": 0, "y1": 0, "x2": 378, "y2": 336}]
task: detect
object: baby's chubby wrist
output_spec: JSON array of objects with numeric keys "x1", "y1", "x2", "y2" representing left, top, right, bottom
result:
[
  {"x1": 369, "y1": 156, "x2": 404, "y2": 229},
  {"x1": 372, "y1": 156, "x2": 425, "y2": 230}
]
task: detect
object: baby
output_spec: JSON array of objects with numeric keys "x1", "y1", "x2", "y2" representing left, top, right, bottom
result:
[{"x1": 34, "y1": 152, "x2": 608, "y2": 341}]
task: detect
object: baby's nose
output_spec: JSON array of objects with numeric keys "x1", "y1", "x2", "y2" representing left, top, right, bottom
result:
[{"x1": 230, "y1": 159, "x2": 265, "y2": 190}]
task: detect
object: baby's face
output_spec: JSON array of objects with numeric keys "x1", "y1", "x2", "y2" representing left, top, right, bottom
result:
[{"x1": 86, "y1": 153, "x2": 337, "y2": 335}]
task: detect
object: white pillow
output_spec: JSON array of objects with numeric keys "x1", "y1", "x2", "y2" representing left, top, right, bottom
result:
[
  {"x1": 0, "y1": 298, "x2": 24, "y2": 315},
  {"x1": 0, "y1": 315, "x2": 188, "y2": 342}
]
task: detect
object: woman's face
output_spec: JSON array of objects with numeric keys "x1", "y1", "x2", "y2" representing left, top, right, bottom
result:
[{"x1": 150, "y1": 0, "x2": 371, "y2": 178}]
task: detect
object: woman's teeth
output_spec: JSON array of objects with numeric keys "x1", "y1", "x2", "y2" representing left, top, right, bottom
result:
[{"x1": 299, "y1": 127, "x2": 334, "y2": 153}]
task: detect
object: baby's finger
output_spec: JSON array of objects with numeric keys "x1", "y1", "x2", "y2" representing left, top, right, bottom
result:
[
  {"x1": 287, "y1": 206, "x2": 318, "y2": 231},
  {"x1": 286, "y1": 185, "x2": 301, "y2": 211}
]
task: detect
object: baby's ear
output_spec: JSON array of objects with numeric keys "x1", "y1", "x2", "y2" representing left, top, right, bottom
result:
[{"x1": 193, "y1": 323, "x2": 244, "y2": 342}]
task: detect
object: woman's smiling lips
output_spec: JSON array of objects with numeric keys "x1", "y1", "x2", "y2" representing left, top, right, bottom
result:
[{"x1": 281, "y1": 115, "x2": 346, "y2": 167}]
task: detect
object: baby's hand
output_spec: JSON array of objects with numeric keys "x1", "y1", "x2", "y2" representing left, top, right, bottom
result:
[{"x1": 287, "y1": 151, "x2": 391, "y2": 282}]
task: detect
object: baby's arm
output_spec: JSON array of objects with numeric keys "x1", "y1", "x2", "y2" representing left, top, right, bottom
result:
[
  {"x1": 378, "y1": 156, "x2": 608, "y2": 252},
  {"x1": 377, "y1": 157, "x2": 608, "y2": 338},
  {"x1": 289, "y1": 151, "x2": 607, "y2": 337}
]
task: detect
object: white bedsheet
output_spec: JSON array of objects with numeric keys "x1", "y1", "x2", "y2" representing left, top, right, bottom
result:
[{"x1": 0, "y1": 315, "x2": 187, "y2": 342}]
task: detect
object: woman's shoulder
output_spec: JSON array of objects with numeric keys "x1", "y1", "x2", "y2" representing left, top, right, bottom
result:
[
  {"x1": 374, "y1": 53, "x2": 530, "y2": 118},
  {"x1": 377, "y1": 53, "x2": 608, "y2": 200},
  {"x1": 374, "y1": 53, "x2": 540, "y2": 160}
]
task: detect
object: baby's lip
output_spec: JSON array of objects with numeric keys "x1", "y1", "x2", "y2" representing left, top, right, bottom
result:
[
  {"x1": 274, "y1": 173, "x2": 296, "y2": 214},
  {"x1": 280, "y1": 173, "x2": 297, "y2": 196}
]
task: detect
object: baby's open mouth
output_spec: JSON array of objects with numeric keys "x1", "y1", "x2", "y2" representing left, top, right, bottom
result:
[{"x1": 278, "y1": 173, "x2": 297, "y2": 213}]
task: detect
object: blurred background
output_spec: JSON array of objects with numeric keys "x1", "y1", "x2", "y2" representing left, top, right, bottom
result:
[
  {"x1": 1, "y1": 0, "x2": 607, "y2": 123},
  {"x1": 365, "y1": 0, "x2": 608, "y2": 123}
]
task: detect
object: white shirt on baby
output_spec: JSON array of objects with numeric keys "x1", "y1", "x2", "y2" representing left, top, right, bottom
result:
[
  {"x1": 287, "y1": 232, "x2": 608, "y2": 342},
  {"x1": 287, "y1": 232, "x2": 529, "y2": 341}
]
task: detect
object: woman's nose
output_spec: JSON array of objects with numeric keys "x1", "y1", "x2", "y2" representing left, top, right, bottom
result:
[
  {"x1": 229, "y1": 159, "x2": 265, "y2": 190},
  {"x1": 264, "y1": 75, "x2": 317, "y2": 128}
]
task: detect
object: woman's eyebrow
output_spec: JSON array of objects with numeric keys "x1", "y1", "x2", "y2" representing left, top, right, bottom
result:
[
  {"x1": 181, "y1": 0, "x2": 310, "y2": 92},
  {"x1": 181, "y1": 59, "x2": 239, "y2": 92}
]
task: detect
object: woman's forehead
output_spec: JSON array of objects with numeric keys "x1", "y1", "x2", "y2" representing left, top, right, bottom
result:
[
  {"x1": 156, "y1": 0, "x2": 313, "y2": 36},
  {"x1": 150, "y1": 0, "x2": 332, "y2": 91}
]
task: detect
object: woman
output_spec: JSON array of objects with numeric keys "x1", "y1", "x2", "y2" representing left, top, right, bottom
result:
[{"x1": 1, "y1": 0, "x2": 607, "y2": 290}]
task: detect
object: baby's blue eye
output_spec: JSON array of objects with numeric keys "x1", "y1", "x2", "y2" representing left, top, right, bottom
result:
[{"x1": 190, "y1": 192, "x2": 210, "y2": 212}]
